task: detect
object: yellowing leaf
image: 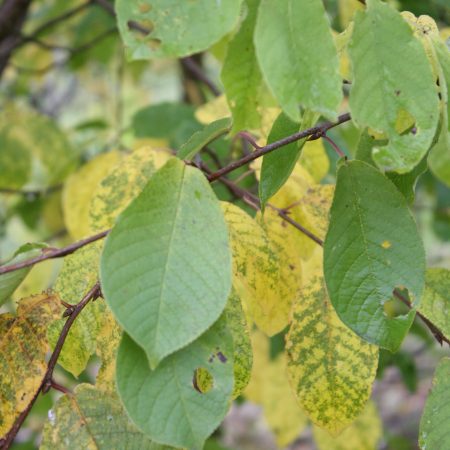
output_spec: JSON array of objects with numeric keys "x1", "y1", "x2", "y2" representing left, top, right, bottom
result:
[
  {"x1": 286, "y1": 251, "x2": 378, "y2": 435},
  {"x1": 195, "y1": 95, "x2": 230, "y2": 124},
  {"x1": 48, "y1": 242, "x2": 103, "y2": 377},
  {"x1": 298, "y1": 139, "x2": 330, "y2": 182},
  {"x1": 88, "y1": 147, "x2": 173, "y2": 233},
  {"x1": 63, "y1": 151, "x2": 122, "y2": 239},
  {"x1": 40, "y1": 384, "x2": 164, "y2": 449},
  {"x1": 338, "y1": 0, "x2": 364, "y2": 29},
  {"x1": 245, "y1": 331, "x2": 307, "y2": 447},
  {"x1": 95, "y1": 309, "x2": 122, "y2": 392},
  {"x1": 313, "y1": 401, "x2": 382, "y2": 450},
  {"x1": 0, "y1": 293, "x2": 61, "y2": 437},
  {"x1": 222, "y1": 202, "x2": 301, "y2": 336},
  {"x1": 225, "y1": 289, "x2": 253, "y2": 398}
]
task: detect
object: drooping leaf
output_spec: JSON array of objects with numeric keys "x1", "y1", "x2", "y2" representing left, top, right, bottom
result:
[
  {"x1": 324, "y1": 160, "x2": 425, "y2": 351},
  {"x1": 116, "y1": 317, "x2": 234, "y2": 450},
  {"x1": 101, "y1": 159, "x2": 232, "y2": 368},
  {"x1": 48, "y1": 242, "x2": 104, "y2": 377},
  {"x1": 418, "y1": 268, "x2": 450, "y2": 342},
  {"x1": 313, "y1": 401, "x2": 382, "y2": 450},
  {"x1": 225, "y1": 289, "x2": 253, "y2": 399},
  {"x1": 286, "y1": 251, "x2": 378, "y2": 435},
  {"x1": 116, "y1": 0, "x2": 243, "y2": 60},
  {"x1": 0, "y1": 293, "x2": 61, "y2": 438},
  {"x1": 348, "y1": 0, "x2": 439, "y2": 173},
  {"x1": 88, "y1": 147, "x2": 173, "y2": 233},
  {"x1": 40, "y1": 384, "x2": 169, "y2": 450},
  {"x1": 221, "y1": 0, "x2": 264, "y2": 134},
  {"x1": 178, "y1": 117, "x2": 231, "y2": 161},
  {"x1": 254, "y1": 0, "x2": 342, "y2": 121},
  {"x1": 222, "y1": 202, "x2": 301, "y2": 336},
  {"x1": 419, "y1": 357, "x2": 450, "y2": 450},
  {"x1": 244, "y1": 331, "x2": 307, "y2": 447},
  {"x1": 0, "y1": 242, "x2": 48, "y2": 307},
  {"x1": 259, "y1": 111, "x2": 319, "y2": 209},
  {"x1": 131, "y1": 103, "x2": 200, "y2": 149},
  {"x1": 63, "y1": 151, "x2": 121, "y2": 239}
]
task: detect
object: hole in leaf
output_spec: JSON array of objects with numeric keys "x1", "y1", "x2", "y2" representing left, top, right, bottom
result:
[
  {"x1": 127, "y1": 20, "x2": 152, "y2": 39},
  {"x1": 146, "y1": 38, "x2": 162, "y2": 51},
  {"x1": 395, "y1": 109, "x2": 415, "y2": 135},
  {"x1": 193, "y1": 367, "x2": 214, "y2": 394},
  {"x1": 382, "y1": 287, "x2": 411, "y2": 318}
]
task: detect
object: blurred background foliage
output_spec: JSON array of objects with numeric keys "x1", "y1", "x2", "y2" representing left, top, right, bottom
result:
[{"x1": 0, "y1": 0, "x2": 449, "y2": 449}]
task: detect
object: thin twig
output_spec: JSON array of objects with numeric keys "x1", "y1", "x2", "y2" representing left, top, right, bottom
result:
[
  {"x1": 1, "y1": 282, "x2": 101, "y2": 449},
  {"x1": 0, "y1": 230, "x2": 109, "y2": 275},
  {"x1": 207, "y1": 113, "x2": 352, "y2": 182},
  {"x1": 180, "y1": 57, "x2": 221, "y2": 97},
  {"x1": 321, "y1": 134, "x2": 346, "y2": 158}
]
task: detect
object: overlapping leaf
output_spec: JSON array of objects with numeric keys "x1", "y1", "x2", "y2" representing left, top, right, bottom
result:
[
  {"x1": 254, "y1": 0, "x2": 342, "y2": 121},
  {"x1": 0, "y1": 293, "x2": 61, "y2": 438},
  {"x1": 222, "y1": 202, "x2": 301, "y2": 336},
  {"x1": 348, "y1": 0, "x2": 439, "y2": 173},
  {"x1": 40, "y1": 384, "x2": 169, "y2": 449},
  {"x1": 101, "y1": 159, "x2": 232, "y2": 368},
  {"x1": 286, "y1": 251, "x2": 378, "y2": 435},
  {"x1": 116, "y1": 0, "x2": 243, "y2": 60},
  {"x1": 63, "y1": 151, "x2": 121, "y2": 239},
  {"x1": 324, "y1": 161, "x2": 425, "y2": 351},
  {"x1": 116, "y1": 317, "x2": 234, "y2": 450}
]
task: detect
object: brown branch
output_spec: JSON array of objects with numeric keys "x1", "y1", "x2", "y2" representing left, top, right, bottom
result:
[
  {"x1": 1, "y1": 282, "x2": 101, "y2": 450},
  {"x1": 207, "y1": 112, "x2": 352, "y2": 182},
  {"x1": 321, "y1": 134, "x2": 346, "y2": 158},
  {"x1": 180, "y1": 57, "x2": 221, "y2": 97},
  {"x1": 0, "y1": 230, "x2": 109, "y2": 275}
]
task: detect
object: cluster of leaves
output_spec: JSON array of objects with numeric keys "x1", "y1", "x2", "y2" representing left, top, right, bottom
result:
[{"x1": 1, "y1": 0, "x2": 450, "y2": 449}]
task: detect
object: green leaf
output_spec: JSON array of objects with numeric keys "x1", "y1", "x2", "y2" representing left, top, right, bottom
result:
[
  {"x1": 131, "y1": 102, "x2": 201, "y2": 149},
  {"x1": 419, "y1": 357, "x2": 450, "y2": 450},
  {"x1": 286, "y1": 251, "x2": 378, "y2": 435},
  {"x1": 116, "y1": 317, "x2": 234, "y2": 450},
  {"x1": 324, "y1": 161, "x2": 425, "y2": 351},
  {"x1": 254, "y1": 0, "x2": 342, "y2": 121},
  {"x1": 259, "y1": 110, "x2": 318, "y2": 209},
  {"x1": 0, "y1": 243, "x2": 48, "y2": 307},
  {"x1": 428, "y1": 40, "x2": 450, "y2": 187},
  {"x1": 178, "y1": 117, "x2": 231, "y2": 161},
  {"x1": 40, "y1": 384, "x2": 169, "y2": 450},
  {"x1": 116, "y1": 0, "x2": 243, "y2": 60},
  {"x1": 221, "y1": 0, "x2": 264, "y2": 134},
  {"x1": 101, "y1": 159, "x2": 232, "y2": 368},
  {"x1": 348, "y1": 0, "x2": 439, "y2": 173},
  {"x1": 418, "y1": 268, "x2": 450, "y2": 342},
  {"x1": 0, "y1": 106, "x2": 77, "y2": 188}
]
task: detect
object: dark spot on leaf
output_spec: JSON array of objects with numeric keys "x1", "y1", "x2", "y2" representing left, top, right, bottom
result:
[
  {"x1": 395, "y1": 90, "x2": 401, "y2": 96},
  {"x1": 217, "y1": 351, "x2": 227, "y2": 363}
]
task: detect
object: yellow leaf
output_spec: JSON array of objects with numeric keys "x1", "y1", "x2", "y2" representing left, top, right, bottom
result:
[
  {"x1": 313, "y1": 401, "x2": 382, "y2": 450},
  {"x1": 245, "y1": 331, "x2": 307, "y2": 447},
  {"x1": 88, "y1": 147, "x2": 173, "y2": 233},
  {"x1": 222, "y1": 202, "x2": 301, "y2": 336},
  {"x1": 338, "y1": 0, "x2": 364, "y2": 29},
  {"x1": 286, "y1": 250, "x2": 379, "y2": 435},
  {"x1": 0, "y1": 293, "x2": 61, "y2": 437},
  {"x1": 95, "y1": 309, "x2": 122, "y2": 392},
  {"x1": 299, "y1": 139, "x2": 330, "y2": 182},
  {"x1": 195, "y1": 95, "x2": 230, "y2": 124},
  {"x1": 63, "y1": 151, "x2": 122, "y2": 239}
]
